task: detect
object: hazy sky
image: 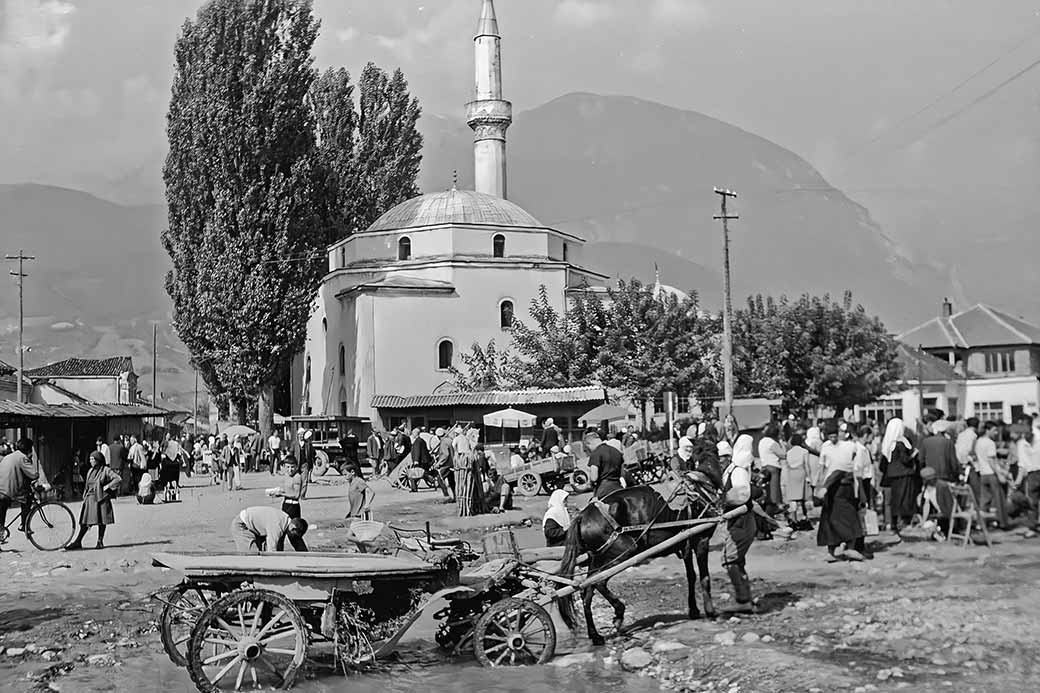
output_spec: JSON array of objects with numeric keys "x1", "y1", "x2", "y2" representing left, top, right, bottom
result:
[{"x1": 3, "y1": 0, "x2": 1039, "y2": 249}]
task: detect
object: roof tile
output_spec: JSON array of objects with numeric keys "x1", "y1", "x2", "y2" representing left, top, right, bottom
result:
[
  {"x1": 26, "y1": 356, "x2": 134, "y2": 378},
  {"x1": 898, "y1": 304, "x2": 1040, "y2": 349}
]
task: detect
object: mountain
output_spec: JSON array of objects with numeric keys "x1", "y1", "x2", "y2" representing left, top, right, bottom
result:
[{"x1": 1, "y1": 92, "x2": 967, "y2": 405}]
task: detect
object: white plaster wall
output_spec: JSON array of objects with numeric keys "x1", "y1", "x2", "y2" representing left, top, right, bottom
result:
[
  {"x1": 452, "y1": 228, "x2": 544, "y2": 257},
  {"x1": 42, "y1": 377, "x2": 120, "y2": 403},
  {"x1": 963, "y1": 377, "x2": 1040, "y2": 420}
]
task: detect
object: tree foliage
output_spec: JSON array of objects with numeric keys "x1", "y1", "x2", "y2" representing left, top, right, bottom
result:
[
  {"x1": 310, "y1": 62, "x2": 423, "y2": 239},
  {"x1": 162, "y1": 0, "x2": 328, "y2": 418},
  {"x1": 450, "y1": 339, "x2": 521, "y2": 392}
]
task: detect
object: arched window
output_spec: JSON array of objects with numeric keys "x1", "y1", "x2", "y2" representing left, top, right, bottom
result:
[
  {"x1": 562, "y1": 242, "x2": 569, "y2": 262},
  {"x1": 437, "y1": 339, "x2": 454, "y2": 370},
  {"x1": 338, "y1": 344, "x2": 346, "y2": 376},
  {"x1": 492, "y1": 233, "x2": 505, "y2": 258},
  {"x1": 321, "y1": 317, "x2": 327, "y2": 333},
  {"x1": 339, "y1": 247, "x2": 346, "y2": 267},
  {"x1": 305, "y1": 356, "x2": 312, "y2": 385},
  {"x1": 500, "y1": 300, "x2": 514, "y2": 330},
  {"x1": 398, "y1": 236, "x2": 411, "y2": 260}
]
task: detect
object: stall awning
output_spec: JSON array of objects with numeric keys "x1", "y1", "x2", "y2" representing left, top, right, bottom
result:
[
  {"x1": 0, "y1": 401, "x2": 170, "y2": 423},
  {"x1": 578, "y1": 403, "x2": 636, "y2": 427}
]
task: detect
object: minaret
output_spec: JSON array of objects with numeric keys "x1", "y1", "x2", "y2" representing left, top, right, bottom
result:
[{"x1": 466, "y1": 0, "x2": 511, "y2": 198}]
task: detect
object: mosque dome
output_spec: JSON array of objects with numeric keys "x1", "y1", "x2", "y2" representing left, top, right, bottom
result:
[{"x1": 364, "y1": 189, "x2": 544, "y2": 233}]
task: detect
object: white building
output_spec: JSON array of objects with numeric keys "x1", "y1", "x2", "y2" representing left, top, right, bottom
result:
[
  {"x1": 293, "y1": 0, "x2": 608, "y2": 424},
  {"x1": 896, "y1": 300, "x2": 1040, "y2": 423}
]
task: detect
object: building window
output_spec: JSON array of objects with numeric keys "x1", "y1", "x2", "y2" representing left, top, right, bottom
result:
[
  {"x1": 499, "y1": 300, "x2": 514, "y2": 330},
  {"x1": 859, "y1": 398, "x2": 903, "y2": 426},
  {"x1": 338, "y1": 344, "x2": 346, "y2": 376},
  {"x1": 339, "y1": 247, "x2": 346, "y2": 267},
  {"x1": 677, "y1": 393, "x2": 691, "y2": 414},
  {"x1": 974, "y1": 401, "x2": 1004, "y2": 422},
  {"x1": 398, "y1": 236, "x2": 411, "y2": 261},
  {"x1": 493, "y1": 233, "x2": 505, "y2": 258},
  {"x1": 437, "y1": 339, "x2": 454, "y2": 370},
  {"x1": 984, "y1": 351, "x2": 1015, "y2": 373},
  {"x1": 321, "y1": 317, "x2": 327, "y2": 333},
  {"x1": 305, "y1": 356, "x2": 311, "y2": 385},
  {"x1": 340, "y1": 402, "x2": 347, "y2": 417},
  {"x1": 562, "y1": 242, "x2": 568, "y2": 262}
]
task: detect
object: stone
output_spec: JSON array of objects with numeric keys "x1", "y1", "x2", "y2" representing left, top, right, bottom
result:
[
  {"x1": 761, "y1": 635, "x2": 774, "y2": 643},
  {"x1": 41, "y1": 651, "x2": 59, "y2": 662},
  {"x1": 86, "y1": 654, "x2": 117, "y2": 667},
  {"x1": 713, "y1": 631, "x2": 736, "y2": 646},
  {"x1": 652, "y1": 640, "x2": 687, "y2": 654},
  {"x1": 25, "y1": 643, "x2": 38, "y2": 653},
  {"x1": 621, "y1": 648, "x2": 653, "y2": 670},
  {"x1": 6, "y1": 648, "x2": 26, "y2": 657},
  {"x1": 551, "y1": 652, "x2": 597, "y2": 667},
  {"x1": 876, "y1": 669, "x2": 892, "y2": 681},
  {"x1": 49, "y1": 566, "x2": 70, "y2": 576},
  {"x1": 740, "y1": 632, "x2": 760, "y2": 643}
]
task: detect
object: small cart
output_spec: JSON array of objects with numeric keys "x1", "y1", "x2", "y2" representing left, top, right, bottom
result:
[{"x1": 501, "y1": 454, "x2": 587, "y2": 496}]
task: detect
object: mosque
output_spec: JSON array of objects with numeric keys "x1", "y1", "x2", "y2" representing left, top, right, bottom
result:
[{"x1": 293, "y1": 0, "x2": 610, "y2": 423}]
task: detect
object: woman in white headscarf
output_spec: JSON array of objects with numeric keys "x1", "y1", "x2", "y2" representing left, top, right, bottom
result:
[
  {"x1": 543, "y1": 489, "x2": 571, "y2": 546},
  {"x1": 816, "y1": 421, "x2": 865, "y2": 561},
  {"x1": 879, "y1": 417, "x2": 917, "y2": 533}
]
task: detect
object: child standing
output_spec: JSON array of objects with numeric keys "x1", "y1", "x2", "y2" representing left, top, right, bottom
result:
[
  {"x1": 343, "y1": 464, "x2": 374, "y2": 520},
  {"x1": 67, "y1": 451, "x2": 121, "y2": 550},
  {"x1": 783, "y1": 434, "x2": 811, "y2": 529},
  {"x1": 273, "y1": 456, "x2": 303, "y2": 519}
]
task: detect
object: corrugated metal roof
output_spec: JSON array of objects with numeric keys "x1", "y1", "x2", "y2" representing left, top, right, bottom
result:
[
  {"x1": 898, "y1": 304, "x2": 1040, "y2": 349},
  {"x1": 372, "y1": 386, "x2": 606, "y2": 409},
  {"x1": 26, "y1": 356, "x2": 134, "y2": 378},
  {"x1": 0, "y1": 401, "x2": 169, "y2": 419}
]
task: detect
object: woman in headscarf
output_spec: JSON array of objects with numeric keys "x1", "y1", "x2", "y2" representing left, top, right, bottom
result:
[
  {"x1": 721, "y1": 415, "x2": 741, "y2": 447},
  {"x1": 880, "y1": 417, "x2": 918, "y2": 535},
  {"x1": 67, "y1": 451, "x2": 121, "y2": 550},
  {"x1": 816, "y1": 421, "x2": 865, "y2": 561},
  {"x1": 452, "y1": 430, "x2": 474, "y2": 517},
  {"x1": 543, "y1": 489, "x2": 571, "y2": 546}
]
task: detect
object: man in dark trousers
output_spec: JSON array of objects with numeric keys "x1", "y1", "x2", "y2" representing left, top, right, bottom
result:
[
  {"x1": 366, "y1": 429, "x2": 383, "y2": 477},
  {"x1": 108, "y1": 436, "x2": 127, "y2": 496},
  {"x1": 292, "y1": 429, "x2": 316, "y2": 500},
  {"x1": 586, "y1": 431, "x2": 624, "y2": 499}
]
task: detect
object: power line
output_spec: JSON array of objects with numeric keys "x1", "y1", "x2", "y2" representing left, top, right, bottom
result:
[{"x1": 847, "y1": 24, "x2": 1040, "y2": 159}]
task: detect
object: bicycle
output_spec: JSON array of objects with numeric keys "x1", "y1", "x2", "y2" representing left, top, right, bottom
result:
[{"x1": 0, "y1": 486, "x2": 77, "y2": 551}]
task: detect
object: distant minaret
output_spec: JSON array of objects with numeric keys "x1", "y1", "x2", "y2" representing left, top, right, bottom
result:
[{"x1": 466, "y1": 0, "x2": 512, "y2": 198}]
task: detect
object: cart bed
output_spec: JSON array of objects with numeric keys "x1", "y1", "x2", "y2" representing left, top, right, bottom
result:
[{"x1": 151, "y1": 551, "x2": 446, "y2": 581}]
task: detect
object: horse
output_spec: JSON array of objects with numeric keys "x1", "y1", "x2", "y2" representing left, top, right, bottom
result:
[{"x1": 558, "y1": 468, "x2": 724, "y2": 645}]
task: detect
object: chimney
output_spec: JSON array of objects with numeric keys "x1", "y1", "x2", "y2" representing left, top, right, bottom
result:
[{"x1": 941, "y1": 297, "x2": 953, "y2": 318}]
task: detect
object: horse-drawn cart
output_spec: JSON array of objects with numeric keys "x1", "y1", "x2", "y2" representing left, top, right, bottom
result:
[
  {"x1": 501, "y1": 454, "x2": 588, "y2": 496},
  {"x1": 153, "y1": 502, "x2": 747, "y2": 691}
]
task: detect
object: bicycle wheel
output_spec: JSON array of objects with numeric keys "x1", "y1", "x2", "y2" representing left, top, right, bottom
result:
[{"x1": 26, "y1": 501, "x2": 76, "y2": 551}]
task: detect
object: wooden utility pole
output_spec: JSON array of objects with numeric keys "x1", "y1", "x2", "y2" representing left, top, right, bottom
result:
[
  {"x1": 193, "y1": 367, "x2": 199, "y2": 436},
  {"x1": 917, "y1": 343, "x2": 926, "y2": 435},
  {"x1": 5, "y1": 250, "x2": 36, "y2": 402},
  {"x1": 152, "y1": 324, "x2": 158, "y2": 408},
  {"x1": 713, "y1": 188, "x2": 738, "y2": 413}
]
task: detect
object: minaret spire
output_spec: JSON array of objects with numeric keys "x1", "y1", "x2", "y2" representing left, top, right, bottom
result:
[{"x1": 466, "y1": 0, "x2": 511, "y2": 198}]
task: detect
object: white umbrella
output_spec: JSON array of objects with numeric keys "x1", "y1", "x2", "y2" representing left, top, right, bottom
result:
[{"x1": 482, "y1": 408, "x2": 537, "y2": 428}]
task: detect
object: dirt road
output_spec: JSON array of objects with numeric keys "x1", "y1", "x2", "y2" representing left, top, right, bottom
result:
[{"x1": 0, "y1": 471, "x2": 1037, "y2": 692}]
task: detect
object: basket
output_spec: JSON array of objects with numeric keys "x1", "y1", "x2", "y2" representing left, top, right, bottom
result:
[{"x1": 348, "y1": 520, "x2": 385, "y2": 542}]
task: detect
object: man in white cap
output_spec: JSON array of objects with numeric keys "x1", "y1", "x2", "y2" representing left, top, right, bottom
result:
[{"x1": 540, "y1": 418, "x2": 560, "y2": 456}]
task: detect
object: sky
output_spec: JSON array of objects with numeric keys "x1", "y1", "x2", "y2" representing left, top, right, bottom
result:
[{"x1": 2, "y1": 0, "x2": 1040, "y2": 251}]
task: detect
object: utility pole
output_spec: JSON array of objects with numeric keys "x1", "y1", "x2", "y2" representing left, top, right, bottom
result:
[
  {"x1": 917, "y1": 343, "x2": 926, "y2": 435},
  {"x1": 193, "y1": 367, "x2": 199, "y2": 436},
  {"x1": 713, "y1": 188, "x2": 738, "y2": 414},
  {"x1": 152, "y1": 324, "x2": 158, "y2": 408},
  {"x1": 5, "y1": 250, "x2": 36, "y2": 402}
]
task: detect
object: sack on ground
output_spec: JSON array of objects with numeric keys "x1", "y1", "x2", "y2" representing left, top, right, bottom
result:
[{"x1": 407, "y1": 466, "x2": 426, "y2": 480}]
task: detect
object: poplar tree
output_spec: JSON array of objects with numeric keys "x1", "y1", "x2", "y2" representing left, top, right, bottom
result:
[{"x1": 162, "y1": 0, "x2": 328, "y2": 429}]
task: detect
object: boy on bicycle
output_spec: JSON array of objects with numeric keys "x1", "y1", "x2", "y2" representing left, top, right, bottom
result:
[{"x1": 0, "y1": 438, "x2": 51, "y2": 546}]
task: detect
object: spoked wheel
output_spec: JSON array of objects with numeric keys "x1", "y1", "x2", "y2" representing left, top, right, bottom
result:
[
  {"x1": 26, "y1": 501, "x2": 76, "y2": 551},
  {"x1": 570, "y1": 469, "x2": 591, "y2": 492},
  {"x1": 517, "y1": 472, "x2": 542, "y2": 497},
  {"x1": 473, "y1": 598, "x2": 556, "y2": 667},
  {"x1": 187, "y1": 589, "x2": 308, "y2": 692},
  {"x1": 160, "y1": 584, "x2": 226, "y2": 666}
]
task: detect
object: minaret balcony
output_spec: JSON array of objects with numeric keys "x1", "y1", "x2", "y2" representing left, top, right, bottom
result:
[{"x1": 466, "y1": 99, "x2": 512, "y2": 129}]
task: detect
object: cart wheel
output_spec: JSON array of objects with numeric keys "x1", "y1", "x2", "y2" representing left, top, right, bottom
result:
[
  {"x1": 517, "y1": 472, "x2": 542, "y2": 497},
  {"x1": 187, "y1": 589, "x2": 308, "y2": 692},
  {"x1": 160, "y1": 584, "x2": 226, "y2": 667},
  {"x1": 474, "y1": 598, "x2": 556, "y2": 667},
  {"x1": 650, "y1": 458, "x2": 668, "y2": 483},
  {"x1": 569, "y1": 470, "x2": 591, "y2": 492},
  {"x1": 312, "y1": 451, "x2": 330, "y2": 477}
]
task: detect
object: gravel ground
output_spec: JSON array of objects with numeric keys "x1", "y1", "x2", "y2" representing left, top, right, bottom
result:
[{"x1": 0, "y1": 471, "x2": 1037, "y2": 692}]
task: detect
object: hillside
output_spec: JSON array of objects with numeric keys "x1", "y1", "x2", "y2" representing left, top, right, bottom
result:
[{"x1": 1, "y1": 92, "x2": 970, "y2": 406}]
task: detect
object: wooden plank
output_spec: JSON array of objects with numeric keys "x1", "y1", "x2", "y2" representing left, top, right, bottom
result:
[{"x1": 151, "y1": 552, "x2": 445, "y2": 580}]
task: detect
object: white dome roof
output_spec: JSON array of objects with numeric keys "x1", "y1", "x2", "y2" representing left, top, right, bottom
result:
[{"x1": 364, "y1": 189, "x2": 544, "y2": 233}]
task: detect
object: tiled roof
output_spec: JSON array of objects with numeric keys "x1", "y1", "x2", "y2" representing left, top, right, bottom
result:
[
  {"x1": 895, "y1": 343, "x2": 963, "y2": 382},
  {"x1": 364, "y1": 189, "x2": 545, "y2": 233},
  {"x1": 898, "y1": 304, "x2": 1040, "y2": 349},
  {"x1": 0, "y1": 401, "x2": 169, "y2": 420},
  {"x1": 372, "y1": 386, "x2": 606, "y2": 409},
  {"x1": 0, "y1": 359, "x2": 15, "y2": 376},
  {"x1": 25, "y1": 356, "x2": 134, "y2": 378}
]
